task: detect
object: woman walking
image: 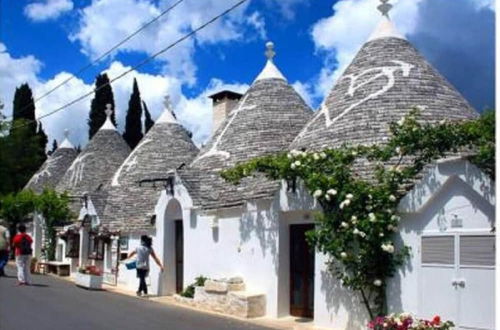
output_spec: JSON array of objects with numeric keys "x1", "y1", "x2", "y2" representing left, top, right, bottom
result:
[{"x1": 128, "y1": 235, "x2": 164, "y2": 296}]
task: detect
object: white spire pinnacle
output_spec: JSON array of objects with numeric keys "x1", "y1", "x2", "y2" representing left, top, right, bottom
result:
[
  {"x1": 368, "y1": 0, "x2": 404, "y2": 42},
  {"x1": 156, "y1": 95, "x2": 178, "y2": 124},
  {"x1": 100, "y1": 103, "x2": 116, "y2": 130},
  {"x1": 254, "y1": 41, "x2": 286, "y2": 82},
  {"x1": 59, "y1": 128, "x2": 74, "y2": 149}
]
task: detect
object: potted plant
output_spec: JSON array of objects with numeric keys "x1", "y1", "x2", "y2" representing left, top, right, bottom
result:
[{"x1": 75, "y1": 265, "x2": 103, "y2": 290}]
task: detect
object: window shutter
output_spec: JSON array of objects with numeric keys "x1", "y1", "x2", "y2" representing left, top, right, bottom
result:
[
  {"x1": 421, "y1": 236, "x2": 454, "y2": 265},
  {"x1": 460, "y1": 235, "x2": 495, "y2": 266}
]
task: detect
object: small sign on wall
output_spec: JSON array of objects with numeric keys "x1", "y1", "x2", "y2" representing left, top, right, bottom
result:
[{"x1": 451, "y1": 215, "x2": 463, "y2": 228}]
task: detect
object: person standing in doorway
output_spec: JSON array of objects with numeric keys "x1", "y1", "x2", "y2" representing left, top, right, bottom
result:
[
  {"x1": 0, "y1": 220, "x2": 10, "y2": 276},
  {"x1": 128, "y1": 235, "x2": 164, "y2": 297},
  {"x1": 12, "y1": 224, "x2": 33, "y2": 285}
]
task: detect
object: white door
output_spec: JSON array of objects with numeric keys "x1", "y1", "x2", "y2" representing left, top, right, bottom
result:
[{"x1": 419, "y1": 233, "x2": 495, "y2": 330}]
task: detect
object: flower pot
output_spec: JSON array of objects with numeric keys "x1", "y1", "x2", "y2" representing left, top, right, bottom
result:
[{"x1": 75, "y1": 272, "x2": 103, "y2": 290}]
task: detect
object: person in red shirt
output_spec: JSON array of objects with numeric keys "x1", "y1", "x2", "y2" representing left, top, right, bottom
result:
[{"x1": 12, "y1": 224, "x2": 33, "y2": 285}]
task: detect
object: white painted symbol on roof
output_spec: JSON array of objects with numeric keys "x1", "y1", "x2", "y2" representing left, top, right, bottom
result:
[
  {"x1": 193, "y1": 94, "x2": 256, "y2": 164},
  {"x1": 294, "y1": 60, "x2": 413, "y2": 141},
  {"x1": 111, "y1": 138, "x2": 153, "y2": 187},
  {"x1": 67, "y1": 152, "x2": 94, "y2": 187},
  {"x1": 28, "y1": 156, "x2": 63, "y2": 185}
]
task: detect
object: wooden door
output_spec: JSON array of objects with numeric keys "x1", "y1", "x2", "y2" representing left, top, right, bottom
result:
[
  {"x1": 175, "y1": 220, "x2": 184, "y2": 294},
  {"x1": 290, "y1": 224, "x2": 315, "y2": 318}
]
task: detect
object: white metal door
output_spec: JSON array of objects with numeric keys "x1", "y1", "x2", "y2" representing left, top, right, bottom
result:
[
  {"x1": 457, "y1": 234, "x2": 495, "y2": 330},
  {"x1": 419, "y1": 235, "x2": 458, "y2": 323},
  {"x1": 419, "y1": 233, "x2": 495, "y2": 330}
]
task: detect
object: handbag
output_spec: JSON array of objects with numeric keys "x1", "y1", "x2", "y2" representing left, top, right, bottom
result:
[{"x1": 125, "y1": 260, "x2": 137, "y2": 270}]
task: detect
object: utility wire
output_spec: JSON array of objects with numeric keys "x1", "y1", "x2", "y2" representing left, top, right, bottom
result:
[
  {"x1": 8, "y1": 0, "x2": 248, "y2": 131},
  {"x1": 6, "y1": 0, "x2": 184, "y2": 120}
]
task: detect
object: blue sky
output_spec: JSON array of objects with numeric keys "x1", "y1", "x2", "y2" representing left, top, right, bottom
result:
[{"x1": 0, "y1": 0, "x2": 495, "y2": 148}]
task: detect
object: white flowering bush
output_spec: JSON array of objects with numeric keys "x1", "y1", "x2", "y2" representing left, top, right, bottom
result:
[{"x1": 222, "y1": 110, "x2": 494, "y2": 318}]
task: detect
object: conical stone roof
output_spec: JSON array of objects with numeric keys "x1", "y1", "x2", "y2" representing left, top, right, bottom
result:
[
  {"x1": 25, "y1": 130, "x2": 77, "y2": 194},
  {"x1": 182, "y1": 42, "x2": 312, "y2": 210},
  {"x1": 102, "y1": 98, "x2": 199, "y2": 231},
  {"x1": 291, "y1": 16, "x2": 478, "y2": 151},
  {"x1": 56, "y1": 109, "x2": 131, "y2": 199}
]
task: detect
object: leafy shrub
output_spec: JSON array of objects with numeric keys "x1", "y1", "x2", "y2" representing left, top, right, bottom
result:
[{"x1": 180, "y1": 275, "x2": 208, "y2": 298}]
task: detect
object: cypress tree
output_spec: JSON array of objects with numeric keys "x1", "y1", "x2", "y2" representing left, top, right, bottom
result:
[
  {"x1": 123, "y1": 78, "x2": 143, "y2": 149},
  {"x1": 88, "y1": 73, "x2": 116, "y2": 140},
  {"x1": 76, "y1": 145, "x2": 82, "y2": 153},
  {"x1": 48, "y1": 139, "x2": 58, "y2": 155},
  {"x1": 36, "y1": 122, "x2": 48, "y2": 163},
  {"x1": 11, "y1": 83, "x2": 36, "y2": 135},
  {"x1": 143, "y1": 101, "x2": 154, "y2": 134}
]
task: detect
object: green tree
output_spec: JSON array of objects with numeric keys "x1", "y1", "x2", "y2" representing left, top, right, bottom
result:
[
  {"x1": 123, "y1": 78, "x2": 143, "y2": 149},
  {"x1": 143, "y1": 100, "x2": 154, "y2": 134},
  {"x1": 11, "y1": 83, "x2": 36, "y2": 135},
  {"x1": 48, "y1": 139, "x2": 58, "y2": 156},
  {"x1": 88, "y1": 73, "x2": 116, "y2": 140},
  {"x1": 36, "y1": 122, "x2": 48, "y2": 163}
]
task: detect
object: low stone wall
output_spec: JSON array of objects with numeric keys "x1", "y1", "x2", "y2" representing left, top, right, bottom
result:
[{"x1": 173, "y1": 277, "x2": 266, "y2": 318}]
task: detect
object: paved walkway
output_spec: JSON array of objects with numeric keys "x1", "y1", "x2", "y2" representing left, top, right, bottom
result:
[{"x1": 0, "y1": 265, "x2": 274, "y2": 330}]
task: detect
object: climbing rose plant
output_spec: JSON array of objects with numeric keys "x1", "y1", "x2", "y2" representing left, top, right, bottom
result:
[{"x1": 221, "y1": 110, "x2": 494, "y2": 319}]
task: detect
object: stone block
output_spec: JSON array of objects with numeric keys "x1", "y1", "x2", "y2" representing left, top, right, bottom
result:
[{"x1": 204, "y1": 279, "x2": 228, "y2": 293}]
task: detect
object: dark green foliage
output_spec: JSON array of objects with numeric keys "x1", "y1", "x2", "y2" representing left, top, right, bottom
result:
[
  {"x1": 48, "y1": 139, "x2": 58, "y2": 156},
  {"x1": 76, "y1": 145, "x2": 82, "y2": 153},
  {"x1": 88, "y1": 73, "x2": 116, "y2": 140},
  {"x1": 11, "y1": 83, "x2": 36, "y2": 135},
  {"x1": 143, "y1": 101, "x2": 154, "y2": 134},
  {"x1": 36, "y1": 122, "x2": 48, "y2": 163},
  {"x1": 123, "y1": 78, "x2": 143, "y2": 149},
  {"x1": 180, "y1": 275, "x2": 208, "y2": 298}
]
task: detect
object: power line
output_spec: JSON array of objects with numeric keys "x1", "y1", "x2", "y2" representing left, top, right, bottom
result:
[
  {"x1": 6, "y1": 0, "x2": 184, "y2": 120},
  {"x1": 8, "y1": 0, "x2": 249, "y2": 131}
]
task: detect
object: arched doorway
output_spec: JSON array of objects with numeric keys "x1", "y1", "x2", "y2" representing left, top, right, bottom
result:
[{"x1": 161, "y1": 199, "x2": 183, "y2": 295}]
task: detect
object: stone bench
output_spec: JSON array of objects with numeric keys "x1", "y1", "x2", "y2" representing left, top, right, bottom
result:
[{"x1": 38, "y1": 261, "x2": 70, "y2": 276}]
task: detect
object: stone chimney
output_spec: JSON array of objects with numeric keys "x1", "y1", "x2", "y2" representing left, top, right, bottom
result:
[{"x1": 209, "y1": 90, "x2": 243, "y2": 134}]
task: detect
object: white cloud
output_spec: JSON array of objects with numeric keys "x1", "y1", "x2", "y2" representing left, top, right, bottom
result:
[
  {"x1": 291, "y1": 81, "x2": 314, "y2": 108},
  {"x1": 246, "y1": 12, "x2": 267, "y2": 40},
  {"x1": 69, "y1": 0, "x2": 265, "y2": 86},
  {"x1": 24, "y1": 0, "x2": 73, "y2": 22}
]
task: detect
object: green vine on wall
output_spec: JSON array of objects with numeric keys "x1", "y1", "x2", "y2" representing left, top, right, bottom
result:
[{"x1": 221, "y1": 110, "x2": 494, "y2": 319}]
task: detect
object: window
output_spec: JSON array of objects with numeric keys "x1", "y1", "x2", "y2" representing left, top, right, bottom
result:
[
  {"x1": 460, "y1": 235, "x2": 495, "y2": 266},
  {"x1": 65, "y1": 234, "x2": 80, "y2": 258},
  {"x1": 88, "y1": 233, "x2": 104, "y2": 260},
  {"x1": 421, "y1": 236, "x2": 454, "y2": 265}
]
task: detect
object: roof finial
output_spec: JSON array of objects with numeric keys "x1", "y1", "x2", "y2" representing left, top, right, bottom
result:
[
  {"x1": 378, "y1": 0, "x2": 393, "y2": 17},
  {"x1": 105, "y1": 103, "x2": 113, "y2": 118},
  {"x1": 64, "y1": 129, "x2": 69, "y2": 139},
  {"x1": 265, "y1": 41, "x2": 275, "y2": 61}
]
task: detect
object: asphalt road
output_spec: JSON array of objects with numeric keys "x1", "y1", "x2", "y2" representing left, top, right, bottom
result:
[{"x1": 0, "y1": 265, "x2": 273, "y2": 330}]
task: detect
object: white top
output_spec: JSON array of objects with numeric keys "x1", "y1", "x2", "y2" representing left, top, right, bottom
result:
[
  {"x1": 59, "y1": 129, "x2": 74, "y2": 149},
  {"x1": 367, "y1": 16, "x2": 404, "y2": 42},
  {"x1": 157, "y1": 95, "x2": 178, "y2": 124},
  {"x1": 135, "y1": 245, "x2": 151, "y2": 270},
  {"x1": 254, "y1": 60, "x2": 287, "y2": 82},
  {"x1": 100, "y1": 104, "x2": 116, "y2": 131}
]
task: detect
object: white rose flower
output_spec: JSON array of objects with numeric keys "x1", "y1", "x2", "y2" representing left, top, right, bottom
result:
[
  {"x1": 320, "y1": 152, "x2": 327, "y2": 159},
  {"x1": 389, "y1": 195, "x2": 397, "y2": 202},
  {"x1": 397, "y1": 118, "x2": 405, "y2": 126},
  {"x1": 359, "y1": 232, "x2": 366, "y2": 238},
  {"x1": 439, "y1": 119, "x2": 446, "y2": 125},
  {"x1": 340, "y1": 252, "x2": 347, "y2": 259},
  {"x1": 339, "y1": 201, "x2": 345, "y2": 209},
  {"x1": 379, "y1": 233, "x2": 384, "y2": 237},
  {"x1": 344, "y1": 199, "x2": 351, "y2": 206},
  {"x1": 325, "y1": 195, "x2": 331, "y2": 201},
  {"x1": 290, "y1": 149, "x2": 299, "y2": 157},
  {"x1": 313, "y1": 153, "x2": 320, "y2": 160},
  {"x1": 290, "y1": 163, "x2": 296, "y2": 170},
  {"x1": 391, "y1": 215, "x2": 400, "y2": 221},
  {"x1": 353, "y1": 228, "x2": 360, "y2": 235},
  {"x1": 368, "y1": 194, "x2": 372, "y2": 199},
  {"x1": 341, "y1": 222, "x2": 349, "y2": 228},
  {"x1": 294, "y1": 160, "x2": 301, "y2": 166},
  {"x1": 351, "y1": 216, "x2": 357, "y2": 221},
  {"x1": 373, "y1": 279, "x2": 382, "y2": 286},
  {"x1": 346, "y1": 193, "x2": 353, "y2": 200},
  {"x1": 366, "y1": 205, "x2": 372, "y2": 211},
  {"x1": 287, "y1": 153, "x2": 293, "y2": 159},
  {"x1": 369, "y1": 213, "x2": 376, "y2": 222},
  {"x1": 313, "y1": 190, "x2": 323, "y2": 198},
  {"x1": 395, "y1": 146, "x2": 402, "y2": 154},
  {"x1": 351, "y1": 151, "x2": 357, "y2": 156},
  {"x1": 387, "y1": 224, "x2": 394, "y2": 231},
  {"x1": 327, "y1": 189, "x2": 337, "y2": 196}
]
